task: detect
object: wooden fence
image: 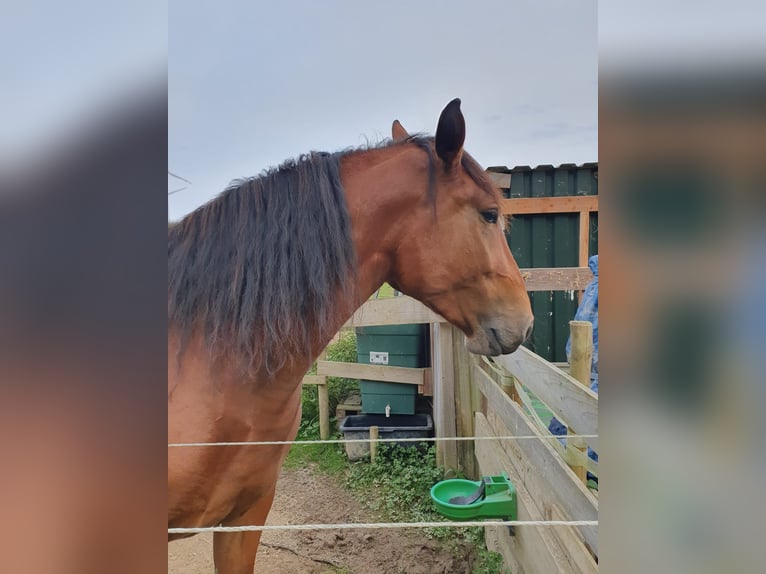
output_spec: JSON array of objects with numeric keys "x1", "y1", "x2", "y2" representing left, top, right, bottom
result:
[{"x1": 467, "y1": 325, "x2": 598, "y2": 574}]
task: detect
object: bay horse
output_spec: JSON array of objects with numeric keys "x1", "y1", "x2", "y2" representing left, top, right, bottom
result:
[{"x1": 168, "y1": 98, "x2": 534, "y2": 573}]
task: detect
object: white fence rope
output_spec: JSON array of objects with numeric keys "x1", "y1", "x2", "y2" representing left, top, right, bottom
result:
[
  {"x1": 169, "y1": 519, "x2": 598, "y2": 534},
  {"x1": 168, "y1": 434, "x2": 597, "y2": 448}
]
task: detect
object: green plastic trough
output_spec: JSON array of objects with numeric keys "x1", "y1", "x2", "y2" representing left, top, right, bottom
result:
[{"x1": 430, "y1": 474, "x2": 517, "y2": 521}]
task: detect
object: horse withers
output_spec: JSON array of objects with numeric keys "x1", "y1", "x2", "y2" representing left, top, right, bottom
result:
[{"x1": 168, "y1": 98, "x2": 533, "y2": 573}]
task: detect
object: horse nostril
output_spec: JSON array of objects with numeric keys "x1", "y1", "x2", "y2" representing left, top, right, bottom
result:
[{"x1": 523, "y1": 321, "x2": 534, "y2": 342}]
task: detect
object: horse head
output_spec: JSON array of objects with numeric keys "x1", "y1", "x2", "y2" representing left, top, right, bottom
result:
[{"x1": 386, "y1": 99, "x2": 534, "y2": 355}]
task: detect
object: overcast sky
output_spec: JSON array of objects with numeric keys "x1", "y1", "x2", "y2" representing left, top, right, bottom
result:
[{"x1": 168, "y1": 0, "x2": 598, "y2": 220}]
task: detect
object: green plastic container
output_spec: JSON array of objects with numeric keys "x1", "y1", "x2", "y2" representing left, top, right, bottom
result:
[
  {"x1": 430, "y1": 474, "x2": 517, "y2": 521},
  {"x1": 355, "y1": 324, "x2": 429, "y2": 415}
]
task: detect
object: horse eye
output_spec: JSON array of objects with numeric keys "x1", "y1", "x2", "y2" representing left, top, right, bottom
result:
[{"x1": 481, "y1": 209, "x2": 499, "y2": 224}]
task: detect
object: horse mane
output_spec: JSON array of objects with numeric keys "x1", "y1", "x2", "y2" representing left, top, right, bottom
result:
[
  {"x1": 168, "y1": 135, "x2": 497, "y2": 376},
  {"x1": 169, "y1": 148, "x2": 358, "y2": 375}
]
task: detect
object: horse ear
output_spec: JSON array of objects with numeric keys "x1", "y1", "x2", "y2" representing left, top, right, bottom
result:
[
  {"x1": 435, "y1": 98, "x2": 465, "y2": 168},
  {"x1": 392, "y1": 120, "x2": 409, "y2": 142}
]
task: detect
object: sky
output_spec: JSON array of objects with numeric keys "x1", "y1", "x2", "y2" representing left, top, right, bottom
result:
[
  {"x1": 168, "y1": 0, "x2": 598, "y2": 221},
  {"x1": 1, "y1": 1, "x2": 166, "y2": 173}
]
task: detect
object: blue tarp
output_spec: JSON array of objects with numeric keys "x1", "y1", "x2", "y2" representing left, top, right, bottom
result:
[{"x1": 566, "y1": 255, "x2": 598, "y2": 393}]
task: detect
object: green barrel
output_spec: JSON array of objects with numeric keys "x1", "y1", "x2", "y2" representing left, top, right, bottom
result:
[{"x1": 355, "y1": 324, "x2": 429, "y2": 415}]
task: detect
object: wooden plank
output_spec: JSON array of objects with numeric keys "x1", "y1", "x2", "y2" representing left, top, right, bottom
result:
[
  {"x1": 432, "y1": 323, "x2": 458, "y2": 469},
  {"x1": 484, "y1": 408, "x2": 599, "y2": 560},
  {"x1": 487, "y1": 172, "x2": 511, "y2": 188},
  {"x1": 316, "y1": 361, "x2": 426, "y2": 386},
  {"x1": 343, "y1": 295, "x2": 443, "y2": 328},
  {"x1": 519, "y1": 267, "x2": 594, "y2": 291},
  {"x1": 475, "y1": 414, "x2": 574, "y2": 574},
  {"x1": 578, "y1": 211, "x2": 590, "y2": 269},
  {"x1": 493, "y1": 347, "x2": 598, "y2": 450},
  {"x1": 549, "y1": 504, "x2": 598, "y2": 574},
  {"x1": 302, "y1": 375, "x2": 326, "y2": 386},
  {"x1": 484, "y1": 525, "x2": 524, "y2": 574},
  {"x1": 420, "y1": 367, "x2": 433, "y2": 397},
  {"x1": 501, "y1": 196, "x2": 598, "y2": 215},
  {"x1": 474, "y1": 366, "x2": 599, "y2": 554}
]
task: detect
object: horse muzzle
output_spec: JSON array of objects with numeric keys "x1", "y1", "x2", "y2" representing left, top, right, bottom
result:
[{"x1": 465, "y1": 317, "x2": 534, "y2": 356}]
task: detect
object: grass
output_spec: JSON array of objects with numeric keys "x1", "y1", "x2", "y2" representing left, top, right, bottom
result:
[
  {"x1": 283, "y1": 420, "x2": 347, "y2": 475},
  {"x1": 373, "y1": 282, "x2": 396, "y2": 299}
]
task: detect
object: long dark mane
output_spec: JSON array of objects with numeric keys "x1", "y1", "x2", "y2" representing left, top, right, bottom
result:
[
  {"x1": 168, "y1": 150, "x2": 356, "y2": 375},
  {"x1": 168, "y1": 135, "x2": 496, "y2": 375}
]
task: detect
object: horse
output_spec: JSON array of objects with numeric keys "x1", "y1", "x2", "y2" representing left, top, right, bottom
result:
[{"x1": 168, "y1": 98, "x2": 534, "y2": 573}]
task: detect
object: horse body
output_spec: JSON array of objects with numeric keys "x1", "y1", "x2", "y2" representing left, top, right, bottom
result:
[{"x1": 168, "y1": 99, "x2": 534, "y2": 573}]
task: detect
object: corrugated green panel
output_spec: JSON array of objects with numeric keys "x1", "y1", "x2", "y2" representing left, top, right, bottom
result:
[
  {"x1": 551, "y1": 167, "x2": 580, "y2": 362},
  {"x1": 501, "y1": 164, "x2": 598, "y2": 362}
]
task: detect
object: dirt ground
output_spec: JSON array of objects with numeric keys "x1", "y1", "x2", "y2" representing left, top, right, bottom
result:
[{"x1": 168, "y1": 465, "x2": 475, "y2": 574}]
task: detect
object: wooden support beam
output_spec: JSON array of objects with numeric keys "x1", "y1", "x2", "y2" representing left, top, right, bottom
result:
[
  {"x1": 578, "y1": 211, "x2": 591, "y2": 269},
  {"x1": 318, "y1": 382, "x2": 330, "y2": 440},
  {"x1": 501, "y1": 195, "x2": 598, "y2": 215},
  {"x1": 452, "y1": 330, "x2": 477, "y2": 478},
  {"x1": 303, "y1": 374, "x2": 331, "y2": 439},
  {"x1": 343, "y1": 295, "x2": 443, "y2": 328},
  {"x1": 549, "y1": 504, "x2": 599, "y2": 574},
  {"x1": 432, "y1": 323, "x2": 458, "y2": 470},
  {"x1": 369, "y1": 425, "x2": 379, "y2": 464},
  {"x1": 316, "y1": 361, "x2": 427, "y2": 387},
  {"x1": 520, "y1": 267, "x2": 594, "y2": 291},
  {"x1": 420, "y1": 367, "x2": 433, "y2": 397},
  {"x1": 302, "y1": 375, "x2": 326, "y2": 386}
]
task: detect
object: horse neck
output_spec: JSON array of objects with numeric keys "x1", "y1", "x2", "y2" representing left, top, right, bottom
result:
[{"x1": 318, "y1": 145, "x2": 425, "y2": 338}]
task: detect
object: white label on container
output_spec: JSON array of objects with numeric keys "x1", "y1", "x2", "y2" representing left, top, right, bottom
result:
[{"x1": 369, "y1": 351, "x2": 389, "y2": 365}]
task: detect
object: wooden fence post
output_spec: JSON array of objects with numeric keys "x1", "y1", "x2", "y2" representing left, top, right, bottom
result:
[
  {"x1": 432, "y1": 322, "x2": 458, "y2": 470},
  {"x1": 569, "y1": 321, "x2": 593, "y2": 390},
  {"x1": 369, "y1": 425, "x2": 379, "y2": 463},
  {"x1": 567, "y1": 320, "x2": 593, "y2": 483},
  {"x1": 317, "y1": 346, "x2": 330, "y2": 440},
  {"x1": 318, "y1": 382, "x2": 330, "y2": 440},
  {"x1": 452, "y1": 330, "x2": 477, "y2": 478}
]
